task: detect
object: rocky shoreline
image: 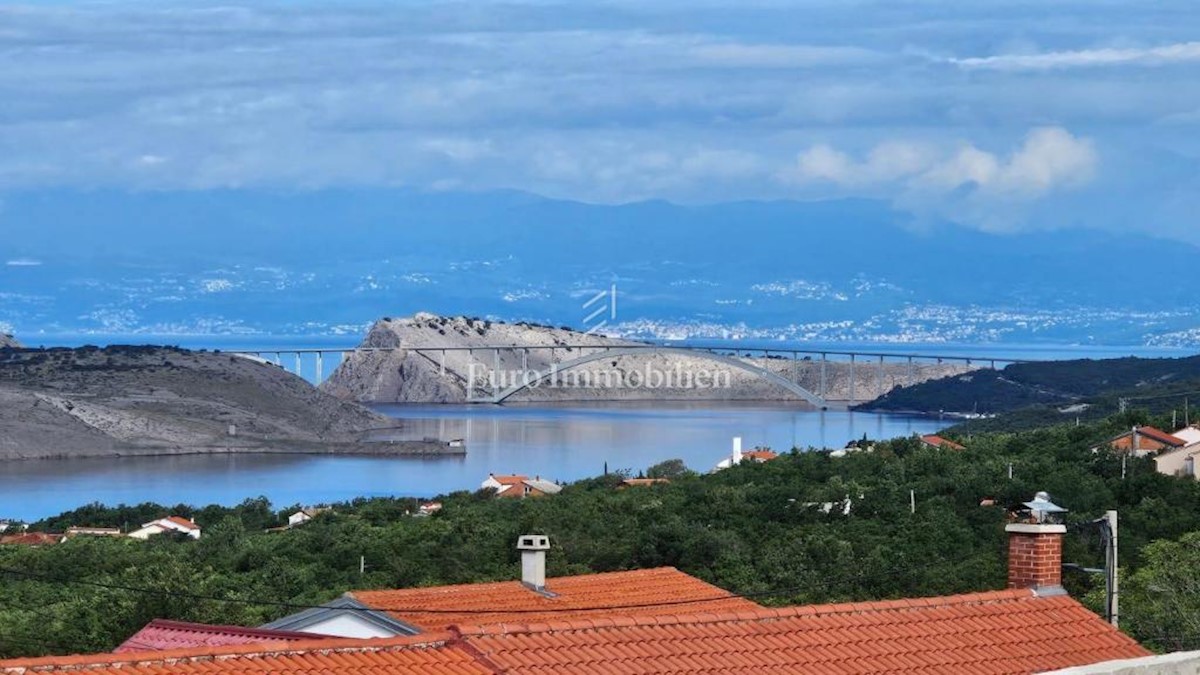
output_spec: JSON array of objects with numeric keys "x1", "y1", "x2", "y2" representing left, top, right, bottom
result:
[{"x1": 0, "y1": 345, "x2": 428, "y2": 461}]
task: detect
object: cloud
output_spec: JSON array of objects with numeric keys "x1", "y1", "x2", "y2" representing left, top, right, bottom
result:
[
  {"x1": 951, "y1": 41, "x2": 1200, "y2": 71},
  {"x1": 780, "y1": 127, "x2": 1098, "y2": 230},
  {"x1": 783, "y1": 127, "x2": 1096, "y2": 197},
  {"x1": 687, "y1": 43, "x2": 879, "y2": 68}
]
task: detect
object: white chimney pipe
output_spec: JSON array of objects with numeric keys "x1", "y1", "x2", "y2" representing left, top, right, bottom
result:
[
  {"x1": 517, "y1": 534, "x2": 551, "y2": 591},
  {"x1": 732, "y1": 436, "x2": 743, "y2": 465}
]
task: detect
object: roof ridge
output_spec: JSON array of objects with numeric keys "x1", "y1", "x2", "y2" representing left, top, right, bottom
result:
[
  {"x1": 452, "y1": 588, "x2": 1038, "y2": 635},
  {"x1": 140, "y1": 618, "x2": 326, "y2": 640},
  {"x1": 0, "y1": 633, "x2": 454, "y2": 672},
  {"x1": 351, "y1": 566, "x2": 688, "y2": 597}
]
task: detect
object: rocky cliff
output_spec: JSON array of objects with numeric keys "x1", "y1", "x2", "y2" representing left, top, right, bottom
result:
[
  {"x1": 322, "y1": 314, "x2": 976, "y2": 404},
  {"x1": 0, "y1": 346, "x2": 398, "y2": 460},
  {"x1": 0, "y1": 334, "x2": 20, "y2": 349}
]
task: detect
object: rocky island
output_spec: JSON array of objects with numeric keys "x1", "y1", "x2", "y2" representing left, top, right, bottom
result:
[
  {"x1": 0, "y1": 344, "x2": 451, "y2": 460},
  {"x1": 322, "y1": 314, "x2": 976, "y2": 404}
]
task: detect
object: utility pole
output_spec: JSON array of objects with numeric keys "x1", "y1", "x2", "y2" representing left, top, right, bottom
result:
[
  {"x1": 360, "y1": 555, "x2": 366, "y2": 576},
  {"x1": 1106, "y1": 510, "x2": 1119, "y2": 628}
]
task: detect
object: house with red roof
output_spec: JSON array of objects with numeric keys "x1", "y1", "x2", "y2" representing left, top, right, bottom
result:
[
  {"x1": 0, "y1": 532, "x2": 64, "y2": 547},
  {"x1": 1102, "y1": 425, "x2": 1186, "y2": 457},
  {"x1": 714, "y1": 436, "x2": 778, "y2": 470},
  {"x1": 480, "y1": 473, "x2": 562, "y2": 498},
  {"x1": 127, "y1": 516, "x2": 201, "y2": 540},
  {"x1": 920, "y1": 433, "x2": 966, "y2": 450}
]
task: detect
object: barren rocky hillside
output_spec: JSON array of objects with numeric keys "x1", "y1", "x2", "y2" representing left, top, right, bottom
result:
[
  {"x1": 0, "y1": 334, "x2": 20, "y2": 349},
  {"x1": 0, "y1": 346, "x2": 395, "y2": 460},
  {"x1": 322, "y1": 314, "x2": 975, "y2": 404}
]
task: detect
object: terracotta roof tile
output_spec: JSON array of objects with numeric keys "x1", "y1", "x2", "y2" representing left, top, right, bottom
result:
[
  {"x1": 0, "y1": 634, "x2": 492, "y2": 675},
  {"x1": 164, "y1": 516, "x2": 200, "y2": 530},
  {"x1": 113, "y1": 619, "x2": 326, "y2": 653},
  {"x1": 0, "y1": 581, "x2": 1150, "y2": 675},
  {"x1": 453, "y1": 589, "x2": 1150, "y2": 675},
  {"x1": 1135, "y1": 426, "x2": 1186, "y2": 447},
  {"x1": 921, "y1": 434, "x2": 967, "y2": 451},
  {"x1": 351, "y1": 567, "x2": 762, "y2": 632}
]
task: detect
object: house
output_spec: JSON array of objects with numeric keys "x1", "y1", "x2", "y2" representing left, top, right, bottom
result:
[
  {"x1": 65, "y1": 526, "x2": 123, "y2": 538},
  {"x1": 415, "y1": 501, "x2": 442, "y2": 516},
  {"x1": 287, "y1": 507, "x2": 332, "y2": 528},
  {"x1": 617, "y1": 478, "x2": 670, "y2": 489},
  {"x1": 919, "y1": 433, "x2": 966, "y2": 450},
  {"x1": 1172, "y1": 425, "x2": 1200, "y2": 446},
  {"x1": 713, "y1": 437, "x2": 778, "y2": 470},
  {"x1": 9, "y1": 514, "x2": 1150, "y2": 674},
  {"x1": 0, "y1": 532, "x2": 63, "y2": 546},
  {"x1": 113, "y1": 619, "x2": 326, "y2": 653},
  {"x1": 480, "y1": 473, "x2": 562, "y2": 498},
  {"x1": 128, "y1": 516, "x2": 201, "y2": 540},
  {"x1": 1101, "y1": 425, "x2": 1186, "y2": 457},
  {"x1": 1152, "y1": 441, "x2": 1200, "y2": 479}
]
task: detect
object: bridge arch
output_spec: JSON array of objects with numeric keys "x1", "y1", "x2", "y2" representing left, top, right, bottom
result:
[{"x1": 488, "y1": 346, "x2": 827, "y2": 407}]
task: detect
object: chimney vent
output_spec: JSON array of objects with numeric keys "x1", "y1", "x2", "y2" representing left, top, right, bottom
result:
[
  {"x1": 517, "y1": 534, "x2": 551, "y2": 592},
  {"x1": 1006, "y1": 491, "x2": 1067, "y2": 593}
]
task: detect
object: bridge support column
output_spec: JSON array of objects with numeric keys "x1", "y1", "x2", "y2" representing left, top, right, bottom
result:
[
  {"x1": 316, "y1": 352, "x2": 323, "y2": 383},
  {"x1": 877, "y1": 355, "x2": 884, "y2": 399},
  {"x1": 907, "y1": 356, "x2": 914, "y2": 387},
  {"x1": 522, "y1": 349, "x2": 528, "y2": 372},
  {"x1": 493, "y1": 349, "x2": 500, "y2": 400},
  {"x1": 440, "y1": 350, "x2": 446, "y2": 376},
  {"x1": 295, "y1": 352, "x2": 302, "y2": 377},
  {"x1": 849, "y1": 354, "x2": 856, "y2": 404},
  {"x1": 820, "y1": 354, "x2": 827, "y2": 398}
]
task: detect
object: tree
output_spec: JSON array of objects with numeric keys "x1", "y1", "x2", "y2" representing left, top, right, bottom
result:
[{"x1": 647, "y1": 458, "x2": 693, "y2": 480}]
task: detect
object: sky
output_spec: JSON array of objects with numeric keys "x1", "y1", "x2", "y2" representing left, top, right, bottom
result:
[{"x1": 1, "y1": 1, "x2": 1199, "y2": 241}]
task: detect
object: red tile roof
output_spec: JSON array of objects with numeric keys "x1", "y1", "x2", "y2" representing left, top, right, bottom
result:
[
  {"x1": 1133, "y1": 426, "x2": 1186, "y2": 447},
  {"x1": 164, "y1": 516, "x2": 200, "y2": 531},
  {"x1": 0, "y1": 532, "x2": 63, "y2": 546},
  {"x1": 743, "y1": 449, "x2": 778, "y2": 461},
  {"x1": 0, "y1": 633, "x2": 491, "y2": 675},
  {"x1": 1, "y1": 590, "x2": 1148, "y2": 675},
  {"x1": 350, "y1": 567, "x2": 762, "y2": 632},
  {"x1": 457, "y1": 589, "x2": 1150, "y2": 674},
  {"x1": 921, "y1": 434, "x2": 966, "y2": 451},
  {"x1": 113, "y1": 619, "x2": 323, "y2": 653}
]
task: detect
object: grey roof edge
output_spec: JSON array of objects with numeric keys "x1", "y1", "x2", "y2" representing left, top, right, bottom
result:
[{"x1": 260, "y1": 596, "x2": 421, "y2": 636}]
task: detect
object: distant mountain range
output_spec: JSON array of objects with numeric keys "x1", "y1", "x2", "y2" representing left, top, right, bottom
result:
[{"x1": 3, "y1": 188, "x2": 1200, "y2": 346}]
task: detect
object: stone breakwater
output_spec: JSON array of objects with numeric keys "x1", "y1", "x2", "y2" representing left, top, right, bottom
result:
[{"x1": 322, "y1": 314, "x2": 976, "y2": 404}]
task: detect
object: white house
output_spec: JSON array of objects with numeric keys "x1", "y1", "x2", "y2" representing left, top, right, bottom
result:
[
  {"x1": 714, "y1": 437, "x2": 778, "y2": 471},
  {"x1": 128, "y1": 516, "x2": 201, "y2": 540},
  {"x1": 287, "y1": 507, "x2": 332, "y2": 528},
  {"x1": 481, "y1": 474, "x2": 562, "y2": 498}
]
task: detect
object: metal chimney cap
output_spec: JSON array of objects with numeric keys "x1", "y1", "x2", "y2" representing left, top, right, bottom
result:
[
  {"x1": 1023, "y1": 492, "x2": 1068, "y2": 513},
  {"x1": 517, "y1": 534, "x2": 550, "y2": 550}
]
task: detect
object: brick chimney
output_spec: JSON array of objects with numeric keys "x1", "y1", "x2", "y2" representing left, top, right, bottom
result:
[
  {"x1": 1006, "y1": 522, "x2": 1065, "y2": 591},
  {"x1": 517, "y1": 534, "x2": 551, "y2": 592}
]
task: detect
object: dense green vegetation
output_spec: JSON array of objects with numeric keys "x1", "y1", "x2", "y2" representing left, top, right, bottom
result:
[
  {"x1": 3, "y1": 410, "x2": 1200, "y2": 657},
  {"x1": 864, "y1": 354, "x2": 1200, "y2": 418}
]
